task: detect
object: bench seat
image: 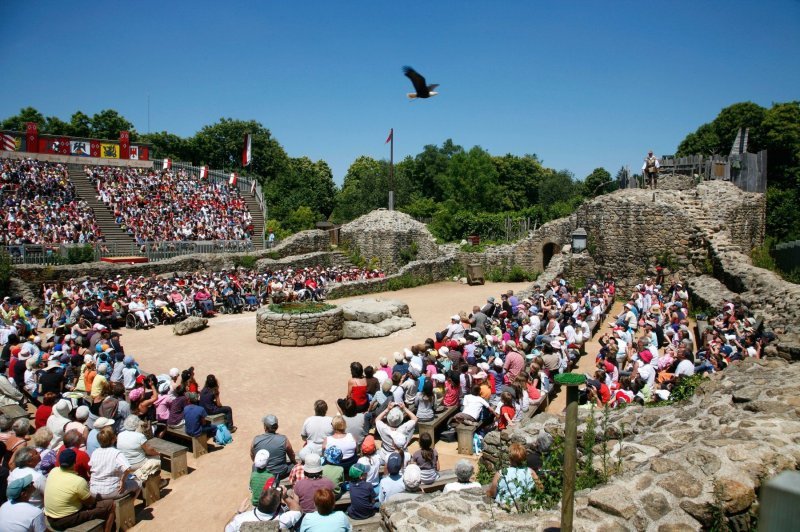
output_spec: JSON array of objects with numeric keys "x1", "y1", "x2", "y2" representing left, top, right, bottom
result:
[
  {"x1": 147, "y1": 437, "x2": 189, "y2": 479},
  {"x1": 417, "y1": 405, "x2": 459, "y2": 444}
]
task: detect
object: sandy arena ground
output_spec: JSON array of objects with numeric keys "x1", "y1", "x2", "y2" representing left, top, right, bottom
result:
[{"x1": 123, "y1": 280, "x2": 530, "y2": 530}]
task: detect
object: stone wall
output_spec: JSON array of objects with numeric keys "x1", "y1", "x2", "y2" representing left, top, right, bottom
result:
[
  {"x1": 255, "y1": 305, "x2": 343, "y2": 347},
  {"x1": 658, "y1": 173, "x2": 697, "y2": 190},
  {"x1": 383, "y1": 357, "x2": 800, "y2": 531},
  {"x1": 326, "y1": 255, "x2": 458, "y2": 300},
  {"x1": 339, "y1": 209, "x2": 440, "y2": 272}
]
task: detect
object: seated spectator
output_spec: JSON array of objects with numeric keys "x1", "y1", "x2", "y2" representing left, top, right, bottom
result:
[
  {"x1": 0, "y1": 474, "x2": 46, "y2": 532},
  {"x1": 166, "y1": 386, "x2": 188, "y2": 429},
  {"x1": 29, "y1": 428, "x2": 56, "y2": 476},
  {"x1": 300, "y1": 400, "x2": 332, "y2": 459},
  {"x1": 321, "y1": 447, "x2": 345, "y2": 496},
  {"x1": 183, "y1": 392, "x2": 216, "y2": 438},
  {"x1": 402, "y1": 463, "x2": 422, "y2": 494},
  {"x1": 88, "y1": 427, "x2": 140, "y2": 501},
  {"x1": 378, "y1": 452, "x2": 405, "y2": 504},
  {"x1": 443, "y1": 460, "x2": 481, "y2": 493},
  {"x1": 487, "y1": 442, "x2": 541, "y2": 507},
  {"x1": 251, "y1": 414, "x2": 295, "y2": 480},
  {"x1": 249, "y1": 450, "x2": 273, "y2": 507},
  {"x1": 34, "y1": 392, "x2": 57, "y2": 430},
  {"x1": 497, "y1": 391, "x2": 516, "y2": 430},
  {"x1": 338, "y1": 362, "x2": 369, "y2": 414},
  {"x1": 64, "y1": 406, "x2": 90, "y2": 443},
  {"x1": 225, "y1": 486, "x2": 302, "y2": 532},
  {"x1": 356, "y1": 435, "x2": 381, "y2": 489},
  {"x1": 346, "y1": 463, "x2": 376, "y2": 520},
  {"x1": 299, "y1": 487, "x2": 351, "y2": 532},
  {"x1": 86, "y1": 417, "x2": 115, "y2": 457},
  {"x1": 375, "y1": 403, "x2": 417, "y2": 465},
  {"x1": 8, "y1": 447, "x2": 46, "y2": 508},
  {"x1": 322, "y1": 416, "x2": 357, "y2": 471},
  {"x1": 293, "y1": 453, "x2": 335, "y2": 514},
  {"x1": 44, "y1": 449, "x2": 115, "y2": 532},
  {"x1": 199, "y1": 374, "x2": 236, "y2": 433},
  {"x1": 411, "y1": 433, "x2": 439, "y2": 485},
  {"x1": 54, "y1": 430, "x2": 91, "y2": 481},
  {"x1": 116, "y1": 416, "x2": 163, "y2": 487},
  {"x1": 339, "y1": 398, "x2": 367, "y2": 449}
]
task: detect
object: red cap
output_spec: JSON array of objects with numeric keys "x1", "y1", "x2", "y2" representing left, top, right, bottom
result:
[{"x1": 135, "y1": 374, "x2": 146, "y2": 385}]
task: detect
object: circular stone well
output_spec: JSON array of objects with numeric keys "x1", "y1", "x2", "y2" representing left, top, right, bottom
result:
[{"x1": 256, "y1": 305, "x2": 344, "y2": 347}]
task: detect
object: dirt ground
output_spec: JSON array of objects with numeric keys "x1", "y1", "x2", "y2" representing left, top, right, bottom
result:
[{"x1": 124, "y1": 280, "x2": 529, "y2": 530}]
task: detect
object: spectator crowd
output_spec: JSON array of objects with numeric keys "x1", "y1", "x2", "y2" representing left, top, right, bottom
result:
[
  {"x1": 1, "y1": 158, "x2": 104, "y2": 247},
  {"x1": 222, "y1": 273, "x2": 772, "y2": 530},
  {"x1": 86, "y1": 166, "x2": 253, "y2": 243},
  {"x1": 0, "y1": 301, "x2": 236, "y2": 531}
]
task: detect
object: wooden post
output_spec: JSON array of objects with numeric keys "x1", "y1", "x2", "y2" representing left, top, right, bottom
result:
[{"x1": 555, "y1": 373, "x2": 586, "y2": 532}]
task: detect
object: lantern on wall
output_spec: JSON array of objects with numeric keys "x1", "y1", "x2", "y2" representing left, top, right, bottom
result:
[{"x1": 571, "y1": 228, "x2": 587, "y2": 253}]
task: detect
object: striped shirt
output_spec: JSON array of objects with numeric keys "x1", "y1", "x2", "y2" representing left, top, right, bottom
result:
[{"x1": 89, "y1": 447, "x2": 130, "y2": 497}]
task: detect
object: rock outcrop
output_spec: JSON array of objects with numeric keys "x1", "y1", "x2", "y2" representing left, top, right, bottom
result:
[{"x1": 172, "y1": 316, "x2": 208, "y2": 336}]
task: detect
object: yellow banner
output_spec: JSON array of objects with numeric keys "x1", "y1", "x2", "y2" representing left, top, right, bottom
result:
[{"x1": 100, "y1": 143, "x2": 119, "y2": 158}]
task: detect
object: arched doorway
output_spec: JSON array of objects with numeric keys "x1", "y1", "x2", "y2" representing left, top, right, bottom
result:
[{"x1": 542, "y1": 242, "x2": 558, "y2": 270}]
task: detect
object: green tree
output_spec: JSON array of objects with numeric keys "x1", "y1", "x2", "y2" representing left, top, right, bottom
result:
[
  {"x1": 266, "y1": 156, "x2": 337, "y2": 221},
  {"x1": 412, "y1": 139, "x2": 464, "y2": 202},
  {"x1": 539, "y1": 169, "x2": 580, "y2": 206},
  {"x1": 138, "y1": 131, "x2": 193, "y2": 161},
  {"x1": 759, "y1": 101, "x2": 800, "y2": 189},
  {"x1": 44, "y1": 116, "x2": 71, "y2": 136},
  {"x1": 331, "y1": 156, "x2": 388, "y2": 222},
  {"x1": 69, "y1": 111, "x2": 93, "y2": 137},
  {"x1": 493, "y1": 153, "x2": 546, "y2": 209},
  {"x1": 766, "y1": 187, "x2": 800, "y2": 242},
  {"x1": 438, "y1": 146, "x2": 505, "y2": 212},
  {"x1": 583, "y1": 167, "x2": 615, "y2": 197},
  {"x1": 676, "y1": 102, "x2": 766, "y2": 156},
  {"x1": 90, "y1": 109, "x2": 136, "y2": 140},
  {"x1": 1, "y1": 107, "x2": 45, "y2": 132},
  {"x1": 283, "y1": 205, "x2": 319, "y2": 233},
  {"x1": 192, "y1": 118, "x2": 290, "y2": 187}
]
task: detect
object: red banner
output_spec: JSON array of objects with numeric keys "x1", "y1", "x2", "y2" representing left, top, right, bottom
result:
[
  {"x1": 90, "y1": 140, "x2": 101, "y2": 158},
  {"x1": 119, "y1": 131, "x2": 130, "y2": 159},
  {"x1": 26, "y1": 122, "x2": 38, "y2": 153},
  {"x1": 39, "y1": 137, "x2": 71, "y2": 155}
]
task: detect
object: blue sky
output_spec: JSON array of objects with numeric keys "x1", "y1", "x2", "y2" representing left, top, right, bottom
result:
[{"x1": 1, "y1": 1, "x2": 798, "y2": 184}]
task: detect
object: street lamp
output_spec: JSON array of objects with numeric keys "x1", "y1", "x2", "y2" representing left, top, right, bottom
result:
[{"x1": 571, "y1": 228, "x2": 587, "y2": 253}]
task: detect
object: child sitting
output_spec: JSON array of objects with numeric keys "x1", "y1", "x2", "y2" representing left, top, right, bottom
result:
[
  {"x1": 346, "y1": 463, "x2": 376, "y2": 520},
  {"x1": 497, "y1": 391, "x2": 516, "y2": 430}
]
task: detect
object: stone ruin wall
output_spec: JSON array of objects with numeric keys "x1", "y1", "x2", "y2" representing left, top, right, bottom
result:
[{"x1": 384, "y1": 357, "x2": 800, "y2": 532}]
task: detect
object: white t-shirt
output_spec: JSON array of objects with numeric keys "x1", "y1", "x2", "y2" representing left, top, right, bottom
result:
[
  {"x1": 0, "y1": 500, "x2": 46, "y2": 532},
  {"x1": 357, "y1": 454, "x2": 382, "y2": 486},
  {"x1": 324, "y1": 433, "x2": 357, "y2": 460},
  {"x1": 376, "y1": 420, "x2": 416, "y2": 462},
  {"x1": 224, "y1": 508, "x2": 301, "y2": 532},
  {"x1": 116, "y1": 431, "x2": 147, "y2": 465},
  {"x1": 676, "y1": 359, "x2": 695, "y2": 376},
  {"x1": 7, "y1": 467, "x2": 46, "y2": 508},
  {"x1": 637, "y1": 364, "x2": 656, "y2": 387},
  {"x1": 443, "y1": 481, "x2": 482, "y2": 493},
  {"x1": 300, "y1": 416, "x2": 333, "y2": 447},
  {"x1": 462, "y1": 395, "x2": 490, "y2": 420},
  {"x1": 89, "y1": 447, "x2": 131, "y2": 497}
]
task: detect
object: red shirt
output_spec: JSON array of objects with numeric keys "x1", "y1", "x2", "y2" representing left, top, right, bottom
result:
[
  {"x1": 35, "y1": 405, "x2": 53, "y2": 429},
  {"x1": 55, "y1": 446, "x2": 91, "y2": 480}
]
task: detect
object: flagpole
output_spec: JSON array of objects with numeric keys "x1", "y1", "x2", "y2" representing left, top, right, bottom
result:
[{"x1": 389, "y1": 128, "x2": 394, "y2": 211}]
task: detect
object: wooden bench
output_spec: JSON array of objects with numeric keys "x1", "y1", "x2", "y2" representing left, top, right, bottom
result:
[
  {"x1": 164, "y1": 413, "x2": 225, "y2": 458},
  {"x1": 0, "y1": 403, "x2": 29, "y2": 422},
  {"x1": 147, "y1": 437, "x2": 189, "y2": 479},
  {"x1": 114, "y1": 493, "x2": 136, "y2": 530},
  {"x1": 45, "y1": 518, "x2": 105, "y2": 532},
  {"x1": 417, "y1": 405, "x2": 459, "y2": 444},
  {"x1": 334, "y1": 469, "x2": 459, "y2": 510},
  {"x1": 142, "y1": 472, "x2": 162, "y2": 506}
]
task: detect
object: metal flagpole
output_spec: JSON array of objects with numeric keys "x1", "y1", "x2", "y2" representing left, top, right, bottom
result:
[{"x1": 388, "y1": 128, "x2": 394, "y2": 210}]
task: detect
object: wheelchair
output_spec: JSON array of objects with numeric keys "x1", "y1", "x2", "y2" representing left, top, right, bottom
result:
[{"x1": 125, "y1": 312, "x2": 159, "y2": 330}]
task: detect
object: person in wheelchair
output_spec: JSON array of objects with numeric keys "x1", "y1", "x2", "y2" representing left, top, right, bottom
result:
[
  {"x1": 153, "y1": 293, "x2": 178, "y2": 323},
  {"x1": 128, "y1": 295, "x2": 155, "y2": 328},
  {"x1": 220, "y1": 283, "x2": 243, "y2": 313},
  {"x1": 168, "y1": 287, "x2": 189, "y2": 316},
  {"x1": 193, "y1": 286, "x2": 216, "y2": 317}
]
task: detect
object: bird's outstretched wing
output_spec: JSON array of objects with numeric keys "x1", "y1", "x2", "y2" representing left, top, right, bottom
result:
[
  {"x1": 427, "y1": 84, "x2": 439, "y2": 91},
  {"x1": 403, "y1": 66, "x2": 427, "y2": 94}
]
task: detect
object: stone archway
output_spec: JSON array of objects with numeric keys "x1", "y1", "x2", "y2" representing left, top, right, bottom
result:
[{"x1": 542, "y1": 242, "x2": 558, "y2": 270}]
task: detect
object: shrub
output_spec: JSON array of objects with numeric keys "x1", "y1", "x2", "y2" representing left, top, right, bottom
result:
[
  {"x1": 268, "y1": 302, "x2": 335, "y2": 315},
  {"x1": 233, "y1": 255, "x2": 257, "y2": 269},
  {"x1": 66, "y1": 244, "x2": 96, "y2": 265},
  {"x1": 398, "y1": 241, "x2": 419, "y2": 265},
  {"x1": 485, "y1": 265, "x2": 539, "y2": 282}
]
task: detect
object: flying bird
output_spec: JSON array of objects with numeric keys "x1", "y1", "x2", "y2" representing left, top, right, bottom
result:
[{"x1": 403, "y1": 66, "x2": 439, "y2": 99}]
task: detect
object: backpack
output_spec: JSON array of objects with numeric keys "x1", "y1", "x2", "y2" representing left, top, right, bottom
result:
[{"x1": 215, "y1": 424, "x2": 233, "y2": 445}]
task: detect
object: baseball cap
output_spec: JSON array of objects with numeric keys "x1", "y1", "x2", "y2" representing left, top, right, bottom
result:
[
  {"x1": 6, "y1": 474, "x2": 33, "y2": 501},
  {"x1": 93, "y1": 417, "x2": 115, "y2": 429},
  {"x1": 59, "y1": 448, "x2": 77, "y2": 468},
  {"x1": 361, "y1": 435, "x2": 376, "y2": 455},
  {"x1": 386, "y1": 452, "x2": 403, "y2": 475},
  {"x1": 263, "y1": 414, "x2": 278, "y2": 428},
  {"x1": 254, "y1": 449, "x2": 270, "y2": 469},
  {"x1": 349, "y1": 463, "x2": 368, "y2": 479}
]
